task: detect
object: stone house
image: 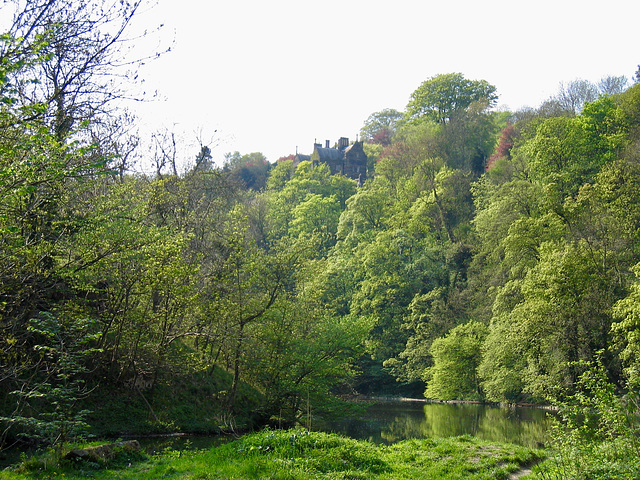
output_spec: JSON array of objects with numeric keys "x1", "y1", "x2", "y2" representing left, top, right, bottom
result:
[{"x1": 295, "y1": 137, "x2": 367, "y2": 185}]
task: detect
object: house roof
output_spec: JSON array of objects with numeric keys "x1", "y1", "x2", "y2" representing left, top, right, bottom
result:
[
  {"x1": 315, "y1": 147, "x2": 344, "y2": 162},
  {"x1": 294, "y1": 154, "x2": 311, "y2": 162}
]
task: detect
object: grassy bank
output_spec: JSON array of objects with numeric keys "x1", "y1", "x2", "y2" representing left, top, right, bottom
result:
[{"x1": 1, "y1": 428, "x2": 544, "y2": 480}]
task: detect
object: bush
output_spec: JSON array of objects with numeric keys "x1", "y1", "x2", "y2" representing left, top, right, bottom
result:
[{"x1": 536, "y1": 359, "x2": 640, "y2": 479}]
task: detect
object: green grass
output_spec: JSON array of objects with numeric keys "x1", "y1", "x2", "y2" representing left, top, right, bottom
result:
[{"x1": 1, "y1": 428, "x2": 544, "y2": 479}]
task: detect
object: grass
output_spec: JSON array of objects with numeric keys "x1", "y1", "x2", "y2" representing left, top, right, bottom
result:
[{"x1": 1, "y1": 428, "x2": 545, "y2": 480}]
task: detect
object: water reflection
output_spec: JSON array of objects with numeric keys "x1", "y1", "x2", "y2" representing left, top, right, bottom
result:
[
  {"x1": 0, "y1": 402, "x2": 551, "y2": 468},
  {"x1": 316, "y1": 401, "x2": 553, "y2": 448}
]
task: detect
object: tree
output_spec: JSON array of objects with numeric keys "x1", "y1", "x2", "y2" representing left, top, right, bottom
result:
[
  {"x1": 337, "y1": 179, "x2": 393, "y2": 240},
  {"x1": 612, "y1": 264, "x2": 640, "y2": 389},
  {"x1": 424, "y1": 321, "x2": 487, "y2": 400},
  {"x1": 1, "y1": 312, "x2": 101, "y2": 457},
  {"x1": 5, "y1": 0, "x2": 159, "y2": 142},
  {"x1": 55, "y1": 177, "x2": 198, "y2": 387},
  {"x1": 266, "y1": 158, "x2": 296, "y2": 191},
  {"x1": 246, "y1": 254, "x2": 369, "y2": 424},
  {"x1": 598, "y1": 75, "x2": 629, "y2": 96},
  {"x1": 211, "y1": 208, "x2": 299, "y2": 411},
  {"x1": 486, "y1": 123, "x2": 517, "y2": 170},
  {"x1": 554, "y1": 79, "x2": 599, "y2": 115},
  {"x1": 480, "y1": 240, "x2": 617, "y2": 401},
  {"x1": 523, "y1": 116, "x2": 604, "y2": 201},
  {"x1": 224, "y1": 151, "x2": 271, "y2": 190},
  {"x1": 360, "y1": 108, "x2": 403, "y2": 145},
  {"x1": 267, "y1": 161, "x2": 355, "y2": 242},
  {"x1": 406, "y1": 73, "x2": 498, "y2": 125},
  {"x1": 289, "y1": 194, "x2": 341, "y2": 246},
  {"x1": 435, "y1": 102, "x2": 499, "y2": 175},
  {"x1": 386, "y1": 286, "x2": 460, "y2": 385}
]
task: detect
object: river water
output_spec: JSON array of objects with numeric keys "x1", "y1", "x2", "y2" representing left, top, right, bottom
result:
[
  {"x1": 0, "y1": 400, "x2": 553, "y2": 466},
  {"x1": 139, "y1": 399, "x2": 554, "y2": 454},
  {"x1": 314, "y1": 400, "x2": 554, "y2": 448}
]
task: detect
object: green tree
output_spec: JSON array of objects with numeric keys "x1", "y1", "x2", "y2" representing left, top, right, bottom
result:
[
  {"x1": 541, "y1": 360, "x2": 640, "y2": 479},
  {"x1": 246, "y1": 253, "x2": 370, "y2": 424},
  {"x1": 1, "y1": 312, "x2": 101, "y2": 457},
  {"x1": 360, "y1": 108, "x2": 403, "y2": 145},
  {"x1": 337, "y1": 179, "x2": 393, "y2": 242},
  {"x1": 386, "y1": 286, "x2": 460, "y2": 384},
  {"x1": 435, "y1": 101, "x2": 499, "y2": 175},
  {"x1": 424, "y1": 321, "x2": 487, "y2": 400},
  {"x1": 266, "y1": 158, "x2": 296, "y2": 191},
  {"x1": 59, "y1": 178, "x2": 197, "y2": 386},
  {"x1": 210, "y1": 208, "x2": 300, "y2": 411},
  {"x1": 406, "y1": 73, "x2": 498, "y2": 125},
  {"x1": 477, "y1": 312, "x2": 527, "y2": 402},
  {"x1": 289, "y1": 194, "x2": 341, "y2": 247},
  {"x1": 267, "y1": 161, "x2": 355, "y2": 242},
  {"x1": 612, "y1": 264, "x2": 640, "y2": 389},
  {"x1": 480, "y1": 241, "x2": 617, "y2": 401}
]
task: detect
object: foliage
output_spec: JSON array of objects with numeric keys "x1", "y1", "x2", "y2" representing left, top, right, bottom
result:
[
  {"x1": 612, "y1": 263, "x2": 640, "y2": 389},
  {"x1": 223, "y1": 151, "x2": 271, "y2": 190},
  {"x1": 3, "y1": 0, "x2": 155, "y2": 141},
  {"x1": 3, "y1": 0, "x2": 640, "y2": 465},
  {"x1": 406, "y1": 72, "x2": 498, "y2": 124},
  {"x1": 486, "y1": 123, "x2": 517, "y2": 170},
  {"x1": 535, "y1": 360, "x2": 640, "y2": 479},
  {"x1": 424, "y1": 321, "x2": 488, "y2": 400},
  {"x1": 360, "y1": 108, "x2": 403, "y2": 145},
  {"x1": 1, "y1": 312, "x2": 101, "y2": 456}
]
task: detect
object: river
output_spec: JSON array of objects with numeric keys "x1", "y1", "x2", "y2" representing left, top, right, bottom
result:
[
  {"x1": 314, "y1": 400, "x2": 554, "y2": 448},
  {"x1": 0, "y1": 400, "x2": 553, "y2": 466},
  {"x1": 140, "y1": 399, "x2": 554, "y2": 454}
]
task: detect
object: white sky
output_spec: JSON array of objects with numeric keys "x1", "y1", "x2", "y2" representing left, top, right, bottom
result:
[{"x1": 129, "y1": 0, "x2": 639, "y2": 167}]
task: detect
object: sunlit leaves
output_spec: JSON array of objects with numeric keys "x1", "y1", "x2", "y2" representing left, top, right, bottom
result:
[
  {"x1": 424, "y1": 321, "x2": 487, "y2": 401},
  {"x1": 406, "y1": 73, "x2": 497, "y2": 125},
  {"x1": 612, "y1": 264, "x2": 640, "y2": 389}
]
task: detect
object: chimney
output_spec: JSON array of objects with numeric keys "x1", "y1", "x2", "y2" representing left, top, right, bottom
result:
[
  {"x1": 338, "y1": 137, "x2": 349, "y2": 150},
  {"x1": 325, "y1": 140, "x2": 330, "y2": 148}
]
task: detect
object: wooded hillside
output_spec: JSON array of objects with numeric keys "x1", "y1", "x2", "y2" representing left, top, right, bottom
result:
[{"x1": 2, "y1": 0, "x2": 640, "y2": 451}]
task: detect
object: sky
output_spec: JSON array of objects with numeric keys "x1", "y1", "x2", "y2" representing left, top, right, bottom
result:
[{"x1": 128, "y1": 0, "x2": 639, "y2": 168}]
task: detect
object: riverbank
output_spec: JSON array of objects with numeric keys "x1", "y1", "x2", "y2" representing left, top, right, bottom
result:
[
  {"x1": 344, "y1": 394, "x2": 559, "y2": 410},
  {"x1": 1, "y1": 428, "x2": 545, "y2": 480}
]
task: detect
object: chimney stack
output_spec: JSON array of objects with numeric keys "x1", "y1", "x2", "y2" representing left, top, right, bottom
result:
[{"x1": 325, "y1": 140, "x2": 330, "y2": 148}]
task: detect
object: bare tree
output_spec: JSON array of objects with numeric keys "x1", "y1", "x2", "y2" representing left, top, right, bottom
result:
[
  {"x1": 150, "y1": 127, "x2": 179, "y2": 177},
  {"x1": 89, "y1": 110, "x2": 141, "y2": 180},
  {"x1": 556, "y1": 79, "x2": 599, "y2": 115},
  {"x1": 598, "y1": 75, "x2": 629, "y2": 96},
  {"x1": 5, "y1": 0, "x2": 164, "y2": 141}
]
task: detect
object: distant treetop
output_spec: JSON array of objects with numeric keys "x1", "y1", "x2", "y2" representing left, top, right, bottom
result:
[{"x1": 406, "y1": 73, "x2": 498, "y2": 124}]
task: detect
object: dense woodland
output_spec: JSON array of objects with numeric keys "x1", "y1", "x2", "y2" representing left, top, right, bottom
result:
[{"x1": 2, "y1": 0, "x2": 640, "y2": 452}]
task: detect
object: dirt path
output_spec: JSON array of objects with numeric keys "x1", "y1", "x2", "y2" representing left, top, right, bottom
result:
[{"x1": 509, "y1": 466, "x2": 533, "y2": 479}]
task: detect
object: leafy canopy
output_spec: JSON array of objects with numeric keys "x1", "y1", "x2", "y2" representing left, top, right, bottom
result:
[{"x1": 406, "y1": 73, "x2": 498, "y2": 124}]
